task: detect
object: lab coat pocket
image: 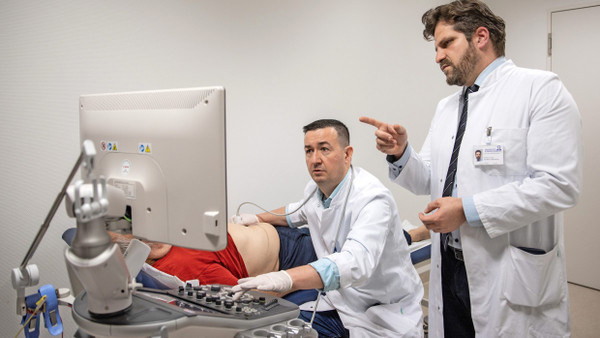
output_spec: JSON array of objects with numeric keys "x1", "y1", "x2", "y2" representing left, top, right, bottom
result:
[
  {"x1": 477, "y1": 128, "x2": 527, "y2": 176},
  {"x1": 502, "y1": 244, "x2": 565, "y2": 307},
  {"x1": 365, "y1": 303, "x2": 421, "y2": 338}
]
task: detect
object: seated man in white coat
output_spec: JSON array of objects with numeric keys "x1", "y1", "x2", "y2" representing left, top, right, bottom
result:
[{"x1": 231, "y1": 119, "x2": 424, "y2": 337}]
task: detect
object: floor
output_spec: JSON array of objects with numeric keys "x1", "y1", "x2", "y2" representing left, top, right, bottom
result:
[
  {"x1": 568, "y1": 282, "x2": 600, "y2": 338},
  {"x1": 417, "y1": 264, "x2": 600, "y2": 337}
]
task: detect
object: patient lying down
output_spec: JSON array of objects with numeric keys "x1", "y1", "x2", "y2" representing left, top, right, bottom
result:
[
  {"x1": 109, "y1": 223, "x2": 317, "y2": 287},
  {"x1": 110, "y1": 222, "x2": 429, "y2": 290}
]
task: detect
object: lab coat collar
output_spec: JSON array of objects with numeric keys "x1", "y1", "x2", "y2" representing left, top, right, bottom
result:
[
  {"x1": 318, "y1": 166, "x2": 352, "y2": 209},
  {"x1": 474, "y1": 56, "x2": 507, "y2": 88}
]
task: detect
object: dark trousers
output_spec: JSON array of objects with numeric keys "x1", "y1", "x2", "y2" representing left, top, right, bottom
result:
[{"x1": 441, "y1": 242, "x2": 476, "y2": 338}]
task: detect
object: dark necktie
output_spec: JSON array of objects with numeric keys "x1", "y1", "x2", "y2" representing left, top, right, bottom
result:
[
  {"x1": 441, "y1": 84, "x2": 479, "y2": 247},
  {"x1": 442, "y1": 84, "x2": 479, "y2": 198}
]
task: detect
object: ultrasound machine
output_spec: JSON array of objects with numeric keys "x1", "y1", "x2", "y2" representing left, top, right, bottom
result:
[{"x1": 12, "y1": 87, "x2": 316, "y2": 337}]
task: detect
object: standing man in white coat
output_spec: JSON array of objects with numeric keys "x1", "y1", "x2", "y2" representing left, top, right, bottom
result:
[
  {"x1": 361, "y1": 0, "x2": 582, "y2": 337},
  {"x1": 231, "y1": 119, "x2": 424, "y2": 337}
]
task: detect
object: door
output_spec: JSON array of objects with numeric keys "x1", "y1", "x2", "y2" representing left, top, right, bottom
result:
[{"x1": 551, "y1": 4, "x2": 600, "y2": 290}]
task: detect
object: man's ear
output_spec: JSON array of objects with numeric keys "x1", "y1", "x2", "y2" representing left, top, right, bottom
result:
[
  {"x1": 473, "y1": 26, "x2": 490, "y2": 49},
  {"x1": 345, "y1": 146, "x2": 354, "y2": 162}
]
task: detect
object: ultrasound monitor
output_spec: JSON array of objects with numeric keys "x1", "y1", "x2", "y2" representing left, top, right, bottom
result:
[{"x1": 79, "y1": 87, "x2": 227, "y2": 251}]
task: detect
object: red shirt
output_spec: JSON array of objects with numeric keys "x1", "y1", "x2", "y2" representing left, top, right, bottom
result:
[{"x1": 151, "y1": 234, "x2": 248, "y2": 286}]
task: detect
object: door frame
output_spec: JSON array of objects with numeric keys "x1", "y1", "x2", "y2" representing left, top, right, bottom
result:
[
  {"x1": 546, "y1": 1, "x2": 600, "y2": 70},
  {"x1": 547, "y1": 2, "x2": 600, "y2": 290}
]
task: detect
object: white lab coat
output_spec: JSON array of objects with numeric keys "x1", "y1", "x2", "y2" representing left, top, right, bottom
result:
[
  {"x1": 288, "y1": 166, "x2": 424, "y2": 337},
  {"x1": 393, "y1": 60, "x2": 582, "y2": 337}
]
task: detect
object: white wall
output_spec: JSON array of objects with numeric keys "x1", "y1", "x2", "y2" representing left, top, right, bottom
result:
[
  {"x1": 487, "y1": 0, "x2": 595, "y2": 68},
  {"x1": 0, "y1": 0, "x2": 592, "y2": 336}
]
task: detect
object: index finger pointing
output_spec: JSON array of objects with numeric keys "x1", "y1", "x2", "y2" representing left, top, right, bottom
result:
[{"x1": 359, "y1": 116, "x2": 384, "y2": 128}]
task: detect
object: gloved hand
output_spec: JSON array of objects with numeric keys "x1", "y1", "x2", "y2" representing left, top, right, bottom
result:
[
  {"x1": 229, "y1": 213, "x2": 260, "y2": 226},
  {"x1": 231, "y1": 271, "x2": 293, "y2": 301}
]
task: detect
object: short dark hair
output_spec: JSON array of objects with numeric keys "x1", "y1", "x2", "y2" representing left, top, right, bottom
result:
[
  {"x1": 422, "y1": 0, "x2": 506, "y2": 57},
  {"x1": 303, "y1": 119, "x2": 350, "y2": 147}
]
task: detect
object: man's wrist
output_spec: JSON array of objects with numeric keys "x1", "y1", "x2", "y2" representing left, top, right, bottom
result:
[
  {"x1": 463, "y1": 196, "x2": 484, "y2": 227},
  {"x1": 385, "y1": 149, "x2": 405, "y2": 163},
  {"x1": 396, "y1": 144, "x2": 408, "y2": 160}
]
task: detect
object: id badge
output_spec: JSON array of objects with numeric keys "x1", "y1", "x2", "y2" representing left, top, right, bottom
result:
[{"x1": 473, "y1": 145, "x2": 504, "y2": 166}]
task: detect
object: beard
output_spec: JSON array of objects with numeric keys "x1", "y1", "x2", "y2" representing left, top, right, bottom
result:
[{"x1": 441, "y1": 42, "x2": 480, "y2": 86}]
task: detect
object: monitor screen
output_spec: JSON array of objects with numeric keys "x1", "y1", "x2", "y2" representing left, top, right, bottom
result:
[{"x1": 79, "y1": 87, "x2": 227, "y2": 251}]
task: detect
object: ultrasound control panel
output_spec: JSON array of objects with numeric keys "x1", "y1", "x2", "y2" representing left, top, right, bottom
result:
[
  {"x1": 142, "y1": 283, "x2": 297, "y2": 321},
  {"x1": 72, "y1": 284, "x2": 303, "y2": 337}
]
